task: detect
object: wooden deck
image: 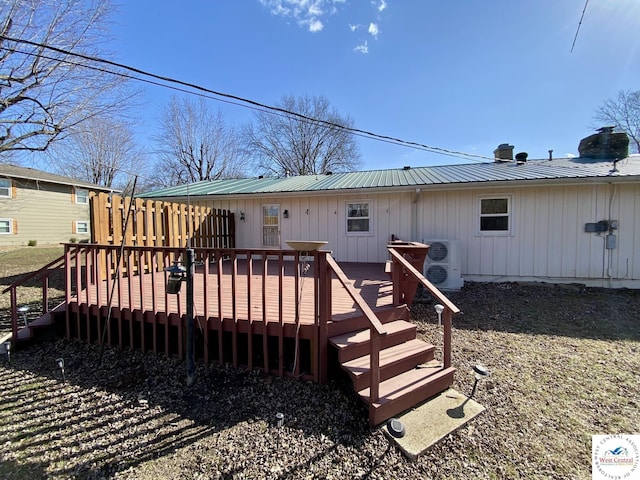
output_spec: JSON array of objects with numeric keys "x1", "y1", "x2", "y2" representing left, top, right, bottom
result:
[
  {"x1": 8, "y1": 243, "x2": 459, "y2": 426},
  {"x1": 73, "y1": 259, "x2": 395, "y2": 327}
]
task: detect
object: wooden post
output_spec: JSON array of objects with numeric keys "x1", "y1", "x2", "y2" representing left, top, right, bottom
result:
[{"x1": 443, "y1": 308, "x2": 452, "y2": 369}]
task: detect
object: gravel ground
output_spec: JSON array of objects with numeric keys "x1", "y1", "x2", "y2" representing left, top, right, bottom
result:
[{"x1": 1, "y1": 281, "x2": 639, "y2": 479}]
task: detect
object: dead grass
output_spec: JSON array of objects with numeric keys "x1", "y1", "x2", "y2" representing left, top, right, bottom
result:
[{"x1": 0, "y1": 245, "x2": 65, "y2": 335}]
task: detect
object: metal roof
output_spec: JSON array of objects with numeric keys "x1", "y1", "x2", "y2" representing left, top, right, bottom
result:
[
  {"x1": 140, "y1": 156, "x2": 640, "y2": 199},
  {"x1": 0, "y1": 163, "x2": 116, "y2": 191}
]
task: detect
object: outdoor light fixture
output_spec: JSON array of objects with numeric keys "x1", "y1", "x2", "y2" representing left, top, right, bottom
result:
[
  {"x1": 275, "y1": 412, "x2": 285, "y2": 427},
  {"x1": 469, "y1": 364, "x2": 490, "y2": 399},
  {"x1": 18, "y1": 305, "x2": 30, "y2": 326},
  {"x1": 240, "y1": 211, "x2": 245, "y2": 222},
  {"x1": 434, "y1": 304, "x2": 444, "y2": 325},
  {"x1": 283, "y1": 209, "x2": 289, "y2": 219},
  {"x1": 4, "y1": 341, "x2": 10, "y2": 363},
  {"x1": 387, "y1": 417, "x2": 406, "y2": 438},
  {"x1": 56, "y1": 357, "x2": 66, "y2": 383},
  {"x1": 164, "y1": 263, "x2": 186, "y2": 294}
]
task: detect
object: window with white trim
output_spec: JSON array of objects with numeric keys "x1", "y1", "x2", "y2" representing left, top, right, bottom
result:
[
  {"x1": 346, "y1": 201, "x2": 371, "y2": 235},
  {"x1": 0, "y1": 218, "x2": 12, "y2": 234},
  {"x1": 75, "y1": 188, "x2": 89, "y2": 204},
  {"x1": 76, "y1": 221, "x2": 89, "y2": 234},
  {"x1": 478, "y1": 195, "x2": 512, "y2": 234},
  {"x1": 0, "y1": 178, "x2": 11, "y2": 198}
]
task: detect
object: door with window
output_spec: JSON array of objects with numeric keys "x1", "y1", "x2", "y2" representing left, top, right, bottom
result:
[{"x1": 262, "y1": 204, "x2": 280, "y2": 247}]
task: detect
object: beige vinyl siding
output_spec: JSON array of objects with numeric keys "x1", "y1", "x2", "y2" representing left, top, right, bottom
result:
[
  {"x1": 190, "y1": 180, "x2": 640, "y2": 287},
  {"x1": 0, "y1": 178, "x2": 92, "y2": 246},
  {"x1": 197, "y1": 191, "x2": 414, "y2": 263},
  {"x1": 418, "y1": 182, "x2": 640, "y2": 287}
]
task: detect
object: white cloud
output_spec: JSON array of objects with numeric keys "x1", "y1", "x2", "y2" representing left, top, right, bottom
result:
[
  {"x1": 368, "y1": 22, "x2": 379, "y2": 38},
  {"x1": 566, "y1": 153, "x2": 577, "y2": 158},
  {"x1": 308, "y1": 18, "x2": 324, "y2": 32},
  {"x1": 259, "y1": 0, "x2": 344, "y2": 33},
  {"x1": 349, "y1": 23, "x2": 359, "y2": 32},
  {"x1": 354, "y1": 41, "x2": 369, "y2": 54},
  {"x1": 377, "y1": 0, "x2": 387, "y2": 12}
]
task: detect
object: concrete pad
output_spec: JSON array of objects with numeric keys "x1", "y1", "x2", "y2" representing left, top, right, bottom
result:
[{"x1": 382, "y1": 388, "x2": 485, "y2": 460}]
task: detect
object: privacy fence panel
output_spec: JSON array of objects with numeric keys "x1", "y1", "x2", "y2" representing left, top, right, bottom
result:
[{"x1": 90, "y1": 192, "x2": 235, "y2": 275}]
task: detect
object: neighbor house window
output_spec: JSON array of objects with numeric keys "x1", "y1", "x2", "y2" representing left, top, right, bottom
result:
[
  {"x1": 478, "y1": 195, "x2": 512, "y2": 234},
  {"x1": 75, "y1": 188, "x2": 89, "y2": 204},
  {"x1": 0, "y1": 178, "x2": 11, "y2": 198},
  {"x1": 0, "y1": 218, "x2": 12, "y2": 234},
  {"x1": 75, "y1": 221, "x2": 89, "y2": 234},
  {"x1": 346, "y1": 201, "x2": 371, "y2": 235}
]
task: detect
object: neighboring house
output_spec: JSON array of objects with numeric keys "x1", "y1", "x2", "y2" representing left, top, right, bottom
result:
[
  {"x1": 0, "y1": 164, "x2": 114, "y2": 246},
  {"x1": 141, "y1": 131, "x2": 640, "y2": 289}
]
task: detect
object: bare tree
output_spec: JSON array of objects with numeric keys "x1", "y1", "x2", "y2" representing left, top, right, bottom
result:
[
  {"x1": 48, "y1": 116, "x2": 144, "y2": 189},
  {"x1": 594, "y1": 90, "x2": 640, "y2": 153},
  {"x1": 153, "y1": 95, "x2": 247, "y2": 187},
  {"x1": 0, "y1": 0, "x2": 134, "y2": 155},
  {"x1": 246, "y1": 94, "x2": 361, "y2": 177}
]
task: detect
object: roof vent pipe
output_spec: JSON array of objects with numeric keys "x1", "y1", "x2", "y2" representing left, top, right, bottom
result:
[
  {"x1": 515, "y1": 152, "x2": 528, "y2": 165},
  {"x1": 548, "y1": 149, "x2": 553, "y2": 161},
  {"x1": 403, "y1": 165, "x2": 411, "y2": 170}
]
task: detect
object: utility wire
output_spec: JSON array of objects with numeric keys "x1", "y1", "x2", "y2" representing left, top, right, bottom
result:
[
  {"x1": 571, "y1": 0, "x2": 589, "y2": 53},
  {"x1": 0, "y1": 34, "x2": 495, "y2": 163}
]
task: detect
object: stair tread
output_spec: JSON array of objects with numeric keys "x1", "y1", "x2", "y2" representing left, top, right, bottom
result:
[
  {"x1": 329, "y1": 320, "x2": 415, "y2": 349},
  {"x1": 341, "y1": 339, "x2": 433, "y2": 375},
  {"x1": 359, "y1": 366, "x2": 456, "y2": 405}
]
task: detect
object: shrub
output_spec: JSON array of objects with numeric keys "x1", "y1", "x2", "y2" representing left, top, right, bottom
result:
[
  {"x1": 69, "y1": 237, "x2": 77, "y2": 243},
  {"x1": 27, "y1": 240, "x2": 37, "y2": 247}
]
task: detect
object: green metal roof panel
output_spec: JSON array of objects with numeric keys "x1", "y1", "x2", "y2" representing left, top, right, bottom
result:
[{"x1": 140, "y1": 156, "x2": 640, "y2": 199}]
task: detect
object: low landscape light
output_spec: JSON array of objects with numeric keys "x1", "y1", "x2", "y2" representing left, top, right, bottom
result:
[
  {"x1": 470, "y1": 364, "x2": 490, "y2": 398},
  {"x1": 434, "y1": 304, "x2": 444, "y2": 325},
  {"x1": 4, "y1": 341, "x2": 11, "y2": 363},
  {"x1": 18, "y1": 305, "x2": 30, "y2": 326},
  {"x1": 275, "y1": 412, "x2": 285, "y2": 427},
  {"x1": 56, "y1": 357, "x2": 66, "y2": 383},
  {"x1": 387, "y1": 417, "x2": 406, "y2": 438}
]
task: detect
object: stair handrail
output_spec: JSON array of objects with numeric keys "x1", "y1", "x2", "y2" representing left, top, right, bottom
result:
[
  {"x1": 2, "y1": 252, "x2": 68, "y2": 348},
  {"x1": 387, "y1": 246, "x2": 460, "y2": 369},
  {"x1": 324, "y1": 254, "x2": 387, "y2": 407}
]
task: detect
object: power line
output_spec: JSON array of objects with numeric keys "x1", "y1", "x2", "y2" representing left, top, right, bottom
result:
[
  {"x1": 571, "y1": 0, "x2": 589, "y2": 53},
  {"x1": 0, "y1": 34, "x2": 495, "y2": 163}
]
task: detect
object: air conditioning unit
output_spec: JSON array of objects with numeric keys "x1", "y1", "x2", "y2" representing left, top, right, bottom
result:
[{"x1": 422, "y1": 239, "x2": 464, "y2": 290}]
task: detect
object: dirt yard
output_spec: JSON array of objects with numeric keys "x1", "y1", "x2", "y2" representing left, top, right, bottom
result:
[{"x1": 1, "y1": 247, "x2": 638, "y2": 479}]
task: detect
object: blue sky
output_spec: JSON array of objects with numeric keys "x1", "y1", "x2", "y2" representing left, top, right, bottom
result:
[{"x1": 111, "y1": 0, "x2": 640, "y2": 170}]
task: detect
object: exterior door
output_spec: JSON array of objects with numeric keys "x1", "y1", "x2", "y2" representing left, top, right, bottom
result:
[{"x1": 262, "y1": 204, "x2": 280, "y2": 247}]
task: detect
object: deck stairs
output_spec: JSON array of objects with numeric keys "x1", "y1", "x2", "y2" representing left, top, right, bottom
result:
[{"x1": 329, "y1": 313, "x2": 455, "y2": 426}]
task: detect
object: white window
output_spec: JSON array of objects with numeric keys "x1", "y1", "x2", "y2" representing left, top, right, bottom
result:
[
  {"x1": 75, "y1": 188, "x2": 89, "y2": 204},
  {"x1": 76, "y1": 221, "x2": 89, "y2": 234},
  {"x1": 478, "y1": 195, "x2": 512, "y2": 235},
  {"x1": 0, "y1": 218, "x2": 12, "y2": 234},
  {"x1": 346, "y1": 201, "x2": 372, "y2": 235},
  {"x1": 0, "y1": 178, "x2": 11, "y2": 198},
  {"x1": 262, "y1": 204, "x2": 280, "y2": 247}
]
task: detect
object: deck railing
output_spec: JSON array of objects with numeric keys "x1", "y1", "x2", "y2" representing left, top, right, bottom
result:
[
  {"x1": 319, "y1": 254, "x2": 387, "y2": 406},
  {"x1": 63, "y1": 243, "x2": 346, "y2": 383},
  {"x1": 2, "y1": 253, "x2": 69, "y2": 347},
  {"x1": 388, "y1": 245, "x2": 460, "y2": 369}
]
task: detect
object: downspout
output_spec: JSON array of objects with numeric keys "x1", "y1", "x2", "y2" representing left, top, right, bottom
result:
[{"x1": 411, "y1": 188, "x2": 420, "y2": 242}]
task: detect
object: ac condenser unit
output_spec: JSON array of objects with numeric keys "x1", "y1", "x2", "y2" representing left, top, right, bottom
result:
[{"x1": 422, "y1": 239, "x2": 464, "y2": 290}]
